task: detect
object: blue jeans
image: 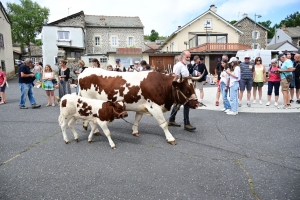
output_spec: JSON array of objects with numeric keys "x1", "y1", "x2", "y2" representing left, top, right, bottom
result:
[
  {"x1": 230, "y1": 82, "x2": 239, "y2": 112},
  {"x1": 220, "y1": 82, "x2": 231, "y2": 110},
  {"x1": 169, "y1": 105, "x2": 190, "y2": 125},
  {"x1": 19, "y1": 83, "x2": 37, "y2": 106}
]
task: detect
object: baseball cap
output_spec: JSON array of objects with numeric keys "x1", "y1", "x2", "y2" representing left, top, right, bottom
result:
[
  {"x1": 244, "y1": 54, "x2": 251, "y2": 58},
  {"x1": 228, "y1": 57, "x2": 237, "y2": 63},
  {"x1": 116, "y1": 58, "x2": 120, "y2": 62},
  {"x1": 278, "y1": 54, "x2": 285, "y2": 59},
  {"x1": 134, "y1": 60, "x2": 140, "y2": 64}
]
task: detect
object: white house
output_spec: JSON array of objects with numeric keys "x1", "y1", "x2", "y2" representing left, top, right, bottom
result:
[
  {"x1": 0, "y1": 1, "x2": 14, "y2": 76},
  {"x1": 268, "y1": 28, "x2": 292, "y2": 46}
]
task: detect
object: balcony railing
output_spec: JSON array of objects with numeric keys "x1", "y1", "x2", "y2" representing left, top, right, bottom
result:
[{"x1": 188, "y1": 43, "x2": 251, "y2": 52}]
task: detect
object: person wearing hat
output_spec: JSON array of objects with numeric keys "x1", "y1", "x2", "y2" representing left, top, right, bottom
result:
[
  {"x1": 277, "y1": 53, "x2": 294, "y2": 108},
  {"x1": 294, "y1": 53, "x2": 300, "y2": 103},
  {"x1": 133, "y1": 60, "x2": 143, "y2": 72},
  {"x1": 226, "y1": 57, "x2": 241, "y2": 115},
  {"x1": 238, "y1": 54, "x2": 255, "y2": 107},
  {"x1": 114, "y1": 59, "x2": 123, "y2": 72}
]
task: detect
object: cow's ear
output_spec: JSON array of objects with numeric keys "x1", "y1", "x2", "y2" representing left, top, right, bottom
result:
[{"x1": 172, "y1": 81, "x2": 180, "y2": 88}]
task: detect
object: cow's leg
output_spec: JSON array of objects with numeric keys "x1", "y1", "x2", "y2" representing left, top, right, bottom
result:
[
  {"x1": 87, "y1": 121, "x2": 98, "y2": 143},
  {"x1": 132, "y1": 112, "x2": 143, "y2": 137},
  {"x1": 83, "y1": 120, "x2": 101, "y2": 136},
  {"x1": 58, "y1": 115, "x2": 71, "y2": 144},
  {"x1": 97, "y1": 120, "x2": 116, "y2": 149},
  {"x1": 68, "y1": 117, "x2": 79, "y2": 142},
  {"x1": 145, "y1": 105, "x2": 177, "y2": 145}
]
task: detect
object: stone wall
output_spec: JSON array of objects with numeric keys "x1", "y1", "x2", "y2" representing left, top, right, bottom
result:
[
  {"x1": 292, "y1": 38, "x2": 300, "y2": 48},
  {"x1": 86, "y1": 27, "x2": 144, "y2": 54},
  {"x1": 30, "y1": 45, "x2": 42, "y2": 56},
  {"x1": 235, "y1": 18, "x2": 267, "y2": 49},
  {"x1": 52, "y1": 14, "x2": 85, "y2": 28}
]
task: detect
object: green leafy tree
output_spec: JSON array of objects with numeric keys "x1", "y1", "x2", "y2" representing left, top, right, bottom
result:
[
  {"x1": 6, "y1": 0, "x2": 49, "y2": 58},
  {"x1": 148, "y1": 29, "x2": 159, "y2": 42},
  {"x1": 258, "y1": 20, "x2": 275, "y2": 38},
  {"x1": 229, "y1": 20, "x2": 237, "y2": 25},
  {"x1": 278, "y1": 11, "x2": 300, "y2": 27}
]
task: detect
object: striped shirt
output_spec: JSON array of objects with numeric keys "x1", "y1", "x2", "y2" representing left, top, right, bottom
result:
[{"x1": 240, "y1": 61, "x2": 255, "y2": 79}]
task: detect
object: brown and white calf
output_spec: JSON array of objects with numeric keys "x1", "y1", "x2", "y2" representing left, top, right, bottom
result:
[{"x1": 58, "y1": 94, "x2": 127, "y2": 149}]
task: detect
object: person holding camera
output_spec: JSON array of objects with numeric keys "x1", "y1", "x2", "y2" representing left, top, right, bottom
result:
[
  {"x1": 42, "y1": 64, "x2": 55, "y2": 107},
  {"x1": 266, "y1": 59, "x2": 281, "y2": 106},
  {"x1": 114, "y1": 59, "x2": 124, "y2": 72}
]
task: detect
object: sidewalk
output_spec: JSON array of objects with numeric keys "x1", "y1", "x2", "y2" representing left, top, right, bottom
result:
[{"x1": 196, "y1": 84, "x2": 300, "y2": 113}]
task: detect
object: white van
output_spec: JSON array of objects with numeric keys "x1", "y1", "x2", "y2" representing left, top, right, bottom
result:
[{"x1": 236, "y1": 50, "x2": 280, "y2": 71}]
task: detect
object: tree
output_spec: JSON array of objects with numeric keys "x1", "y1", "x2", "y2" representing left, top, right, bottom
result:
[
  {"x1": 6, "y1": 0, "x2": 49, "y2": 58},
  {"x1": 229, "y1": 20, "x2": 237, "y2": 25},
  {"x1": 148, "y1": 29, "x2": 159, "y2": 42},
  {"x1": 258, "y1": 20, "x2": 275, "y2": 38},
  {"x1": 278, "y1": 11, "x2": 300, "y2": 27}
]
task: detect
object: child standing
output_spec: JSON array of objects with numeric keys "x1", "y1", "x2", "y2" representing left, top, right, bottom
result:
[{"x1": 219, "y1": 60, "x2": 231, "y2": 112}]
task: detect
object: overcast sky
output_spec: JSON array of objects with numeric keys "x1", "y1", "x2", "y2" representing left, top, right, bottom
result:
[{"x1": 2, "y1": 0, "x2": 300, "y2": 36}]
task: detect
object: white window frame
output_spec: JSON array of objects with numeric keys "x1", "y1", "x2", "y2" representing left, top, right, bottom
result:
[
  {"x1": 111, "y1": 36, "x2": 118, "y2": 46},
  {"x1": 58, "y1": 31, "x2": 70, "y2": 40},
  {"x1": 100, "y1": 58, "x2": 107, "y2": 63},
  {"x1": 128, "y1": 37, "x2": 134, "y2": 46},
  {"x1": 252, "y1": 31, "x2": 260, "y2": 39},
  {"x1": 95, "y1": 36, "x2": 100, "y2": 46},
  {"x1": 252, "y1": 43, "x2": 260, "y2": 49},
  {"x1": 204, "y1": 19, "x2": 212, "y2": 29},
  {"x1": 32, "y1": 57, "x2": 36, "y2": 63}
]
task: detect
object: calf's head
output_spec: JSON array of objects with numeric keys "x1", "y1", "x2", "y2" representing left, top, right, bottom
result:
[
  {"x1": 172, "y1": 77, "x2": 199, "y2": 109},
  {"x1": 109, "y1": 101, "x2": 128, "y2": 119}
]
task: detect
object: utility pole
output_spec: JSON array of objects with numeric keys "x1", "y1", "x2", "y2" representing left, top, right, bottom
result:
[{"x1": 254, "y1": 13, "x2": 262, "y2": 49}]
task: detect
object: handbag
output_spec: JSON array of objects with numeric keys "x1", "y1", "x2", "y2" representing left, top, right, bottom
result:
[
  {"x1": 283, "y1": 73, "x2": 293, "y2": 83},
  {"x1": 52, "y1": 79, "x2": 57, "y2": 84}
]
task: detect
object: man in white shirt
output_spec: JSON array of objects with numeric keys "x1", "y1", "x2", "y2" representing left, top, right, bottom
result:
[{"x1": 168, "y1": 50, "x2": 196, "y2": 131}]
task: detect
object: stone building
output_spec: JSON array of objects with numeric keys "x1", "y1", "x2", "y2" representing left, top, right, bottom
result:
[{"x1": 234, "y1": 14, "x2": 269, "y2": 50}]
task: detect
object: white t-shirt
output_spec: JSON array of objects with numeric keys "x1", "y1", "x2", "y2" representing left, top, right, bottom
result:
[
  {"x1": 229, "y1": 66, "x2": 241, "y2": 87},
  {"x1": 173, "y1": 62, "x2": 189, "y2": 77},
  {"x1": 220, "y1": 70, "x2": 229, "y2": 83}
]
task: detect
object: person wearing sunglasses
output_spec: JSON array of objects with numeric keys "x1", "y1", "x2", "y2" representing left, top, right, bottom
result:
[
  {"x1": 266, "y1": 59, "x2": 281, "y2": 106},
  {"x1": 252, "y1": 57, "x2": 266, "y2": 105}
]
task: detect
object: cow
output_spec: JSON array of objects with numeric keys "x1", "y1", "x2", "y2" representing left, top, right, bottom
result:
[
  {"x1": 78, "y1": 68, "x2": 202, "y2": 145},
  {"x1": 58, "y1": 94, "x2": 128, "y2": 149}
]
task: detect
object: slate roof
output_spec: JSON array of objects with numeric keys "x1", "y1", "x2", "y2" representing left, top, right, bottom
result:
[
  {"x1": 267, "y1": 40, "x2": 298, "y2": 50},
  {"x1": 47, "y1": 11, "x2": 84, "y2": 26},
  {"x1": 0, "y1": 1, "x2": 11, "y2": 24},
  {"x1": 284, "y1": 27, "x2": 300, "y2": 38},
  {"x1": 85, "y1": 15, "x2": 143, "y2": 28},
  {"x1": 234, "y1": 16, "x2": 269, "y2": 31}
]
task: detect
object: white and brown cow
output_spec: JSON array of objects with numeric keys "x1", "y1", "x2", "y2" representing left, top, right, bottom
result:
[
  {"x1": 78, "y1": 68, "x2": 201, "y2": 145},
  {"x1": 58, "y1": 94, "x2": 127, "y2": 149}
]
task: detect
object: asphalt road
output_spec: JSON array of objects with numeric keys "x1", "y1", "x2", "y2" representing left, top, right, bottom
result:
[{"x1": 0, "y1": 78, "x2": 300, "y2": 200}]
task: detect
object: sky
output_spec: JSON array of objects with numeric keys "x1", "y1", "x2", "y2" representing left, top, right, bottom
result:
[{"x1": 2, "y1": 0, "x2": 300, "y2": 36}]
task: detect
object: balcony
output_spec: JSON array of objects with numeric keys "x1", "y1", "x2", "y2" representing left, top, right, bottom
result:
[{"x1": 188, "y1": 43, "x2": 251, "y2": 52}]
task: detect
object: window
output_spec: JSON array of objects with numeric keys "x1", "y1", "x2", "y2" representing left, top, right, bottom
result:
[
  {"x1": 252, "y1": 43, "x2": 260, "y2": 49},
  {"x1": 0, "y1": 34, "x2": 4, "y2": 48},
  {"x1": 32, "y1": 57, "x2": 36, "y2": 63},
  {"x1": 204, "y1": 19, "x2": 212, "y2": 28},
  {"x1": 253, "y1": 31, "x2": 260, "y2": 39},
  {"x1": 112, "y1": 37, "x2": 117, "y2": 46},
  {"x1": 100, "y1": 58, "x2": 107, "y2": 63},
  {"x1": 58, "y1": 31, "x2": 70, "y2": 40},
  {"x1": 71, "y1": 51, "x2": 81, "y2": 60},
  {"x1": 95, "y1": 37, "x2": 100, "y2": 45},
  {"x1": 128, "y1": 37, "x2": 133, "y2": 46}
]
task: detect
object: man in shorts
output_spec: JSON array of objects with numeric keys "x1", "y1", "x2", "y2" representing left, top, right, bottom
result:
[
  {"x1": 286, "y1": 52, "x2": 295, "y2": 102},
  {"x1": 238, "y1": 54, "x2": 255, "y2": 107},
  {"x1": 193, "y1": 56, "x2": 208, "y2": 102}
]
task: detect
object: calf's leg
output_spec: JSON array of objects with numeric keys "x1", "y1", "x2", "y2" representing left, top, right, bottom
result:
[
  {"x1": 68, "y1": 117, "x2": 79, "y2": 142},
  {"x1": 97, "y1": 120, "x2": 116, "y2": 149},
  {"x1": 88, "y1": 121, "x2": 98, "y2": 143},
  {"x1": 132, "y1": 112, "x2": 143, "y2": 137},
  {"x1": 58, "y1": 114, "x2": 71, "y2": 144}
]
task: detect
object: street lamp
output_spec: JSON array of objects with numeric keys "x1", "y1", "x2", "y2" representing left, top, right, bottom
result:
[{"x1": 253, "y1": 13, "x2": 262, "y2": 49}]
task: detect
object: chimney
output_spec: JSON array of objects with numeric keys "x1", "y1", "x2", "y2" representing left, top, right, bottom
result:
[
  {"x1": 242, "y1": 13, "x2": 248, "y2": 18},
  {"x1": 100, "y1": 15, "x2": 105, "y2": 26},
  {"x1": 178, "y1": 26, "x2": 181, "y2": 29},
  {"x1": 209, "y1": 5, "x2": 217, "y2": 12},
  {"x1": 281, "y1": 24, "x2": 286, "y2": 31}
]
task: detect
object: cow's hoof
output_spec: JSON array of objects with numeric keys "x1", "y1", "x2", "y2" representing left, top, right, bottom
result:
[
  {"x1": 93, "y1": 132, "x2": 101, "y2": 136},
  {"x1": 89, "y1": 140, "x2": 93, "y2": 143},
  {"x1": 65, "y1": 141, "x2": 71, "y2": 144},
  {"x1": 83, "y1": 126, "x2": 88, "y2": 131},
  {"x1": 75, "y1": 138, "x2": 79, "y2": 142},
  {"x1": 112, "y1": 146, "x2": 116, "y2": 150},
  {"x1": 133, "y1": 133, "x2": 140, "y2": 137},
  {"x1": 168, "y1": 140, "x2": 177, "y2": 145}
]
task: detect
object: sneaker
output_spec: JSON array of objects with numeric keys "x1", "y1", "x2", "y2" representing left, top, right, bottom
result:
[
  {"x1": 259, "y1": 100, "x2": 262, "y2": 105},
  {"x1": 290, "y1": 99, "x2": 294, "y2": 103},
  {"x1": 266, "y1": 102, "x2": 270, "y2": 106},
  {"x1": 225, "y1": 109, "x2": 231, "y2": 113},
  {"x1": 277, "y1": 105, "x2": 288, "y2": 109},
  {"x1": 238, "y1": 103, "x2": 242, "y2": 107},
  {"x1": 32, "y1": 104, "x2": 41, "y2": 109},
  {"x1": 287, "y1": 104, "x2": 292, "y2": 109},
  {"x1": 247, "y1": 102, "x2": 251, "y2": 107},
  {"x1": 20, "y1": 106, "x2": 28, "y2": 109},
  {"x1": 215, "y1": 101, "x2": 219, "y2": 106},
  {"x1": 199, "y1": 99, "x2": 203, "y2": 103},
  {"x1": 274, "y1": 102, "x2": 278, "y2": 106},
  {"x1": 227, "y1": 111, "x2": 237, "y2": 115},
  {"x1": 184, "y1": 124, "x2": 196, "y2": 131},
  {"x1": 296, "y1": 100, "x2": 300, "y2": 104},
  {"x1": 168, "y1": 121, "x2": 181, "y2": 127},
  {"x1": 220, "y1": 108, "x2": 226, "y2": 111},
  {"x1": 253, "y1": 100, "x2": 256, "y2": 104}
]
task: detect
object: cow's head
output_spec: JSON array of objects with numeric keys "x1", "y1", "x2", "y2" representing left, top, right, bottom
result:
[
  {"x1": 109, "y1": 101, "x2": 128, "y2": 119},
  {"x1": 172, "y1": 76, "x2": 200, "y2": 109}
]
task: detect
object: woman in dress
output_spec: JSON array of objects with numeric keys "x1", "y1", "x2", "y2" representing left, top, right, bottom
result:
[
  {"x1": 42, "y1": 64, "x2": 55, "y2": 106},
  {"x1": 252, "y1": 57, "x2": 266, "y2": 105},
  {"x1": 58, "y1": 60, "x2": 71, "y2": 99},
  {"x1": 0, "y1": 66, "x2": 7, "y2": 104}
]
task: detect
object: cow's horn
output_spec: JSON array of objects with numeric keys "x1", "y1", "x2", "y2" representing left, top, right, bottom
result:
[{"x1": 190, "y1": 69, "x2": 206, "y2": 81}]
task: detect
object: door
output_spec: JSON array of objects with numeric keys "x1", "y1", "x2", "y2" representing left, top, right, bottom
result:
[
  {"x1": 209, "y1": 55, "x2": 222, "y2": 75},
  {"x1": 149, "y1": 56, "x2": 174, "y2": 72}
]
